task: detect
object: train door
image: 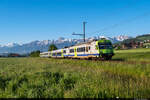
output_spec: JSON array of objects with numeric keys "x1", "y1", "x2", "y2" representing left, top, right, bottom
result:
[{"x1": 74, "y1": 47, "x2": 77, "y2": 57}]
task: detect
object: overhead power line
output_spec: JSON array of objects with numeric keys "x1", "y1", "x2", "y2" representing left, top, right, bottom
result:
[{"x1": 87, "y1": 11, "x2": 150, "y2": 35}]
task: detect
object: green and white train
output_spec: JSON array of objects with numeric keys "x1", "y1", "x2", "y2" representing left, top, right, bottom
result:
[{"x1": 40, "y1": 39, "x2": 114, "y2": 60}]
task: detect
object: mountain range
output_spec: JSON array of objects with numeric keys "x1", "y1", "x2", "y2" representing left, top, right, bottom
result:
[{"x1": 0, "y1": 35, "x2": 131, "y2": 54}]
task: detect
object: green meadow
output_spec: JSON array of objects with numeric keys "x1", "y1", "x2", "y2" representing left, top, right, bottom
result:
[{"x1": 0, "y1": 48, "x2": 150, "y2": 98}]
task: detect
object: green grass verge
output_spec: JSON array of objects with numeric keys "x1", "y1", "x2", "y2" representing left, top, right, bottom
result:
[{"x1": 0, "y1": 48, "x2": 150, "y2": 98}]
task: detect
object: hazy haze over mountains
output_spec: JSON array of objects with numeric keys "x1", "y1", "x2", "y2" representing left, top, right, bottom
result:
[{"x1": 0, "y1": 35, "x2": 131, "y2": 54}]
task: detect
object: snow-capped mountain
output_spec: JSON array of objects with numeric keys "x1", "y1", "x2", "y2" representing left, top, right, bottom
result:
[
  {"x1": 96, "y1": 35, "x2": 131, "y2": 43},
  {"x1": 0, "y1": 35, "x2": 131, "y2": 54},
  {"x1": 0, "y1": 43, "x2": 20, "y2": 47},
  {"x1": 113, "y1": 35, "x2": 131, "y2": 41}
]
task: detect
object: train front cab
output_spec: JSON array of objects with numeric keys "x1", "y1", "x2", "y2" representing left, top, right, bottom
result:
[{"x1": 96, "y1": 40, "x2": 114, "y2": 60}]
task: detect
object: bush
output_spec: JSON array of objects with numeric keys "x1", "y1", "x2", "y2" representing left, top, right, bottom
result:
[{"x1": 30, "y1": 50, "x2": 40, "y2": 57}]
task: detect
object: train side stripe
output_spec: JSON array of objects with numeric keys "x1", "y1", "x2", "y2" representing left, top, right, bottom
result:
[{"x1": 63, "y1": 53, "x2": 99, "y2": 57}]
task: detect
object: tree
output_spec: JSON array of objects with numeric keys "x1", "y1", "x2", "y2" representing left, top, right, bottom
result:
[
  {"x1": 48, "y1": 44, "x2": 57, "y2": 51},
  {"x1": 30, "y1": 50, "x2": 40, "y2": 57}
]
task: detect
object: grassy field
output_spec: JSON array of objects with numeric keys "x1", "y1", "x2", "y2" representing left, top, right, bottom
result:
[{"x1": 0, "y1": 48, "x2": 150, "y2": 98}]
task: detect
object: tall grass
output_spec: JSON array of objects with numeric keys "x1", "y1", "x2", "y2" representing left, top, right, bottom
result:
[{"x1": 0, "y1": 48, "x2": 150, "y2": 98}]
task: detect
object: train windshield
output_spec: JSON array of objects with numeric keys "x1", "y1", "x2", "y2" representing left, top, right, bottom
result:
[{"x1": 98, "y1": 42, "x2": 113, "y2": 49}]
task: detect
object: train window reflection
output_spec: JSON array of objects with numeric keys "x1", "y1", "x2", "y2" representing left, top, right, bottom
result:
[{"x1": 99, "y1": 45, "x2": 112, "y2": 49}]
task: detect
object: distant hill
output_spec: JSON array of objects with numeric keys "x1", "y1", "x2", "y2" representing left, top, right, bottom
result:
[{"x1": 121, "y1": 34, "x2": 150, "y2": 44}]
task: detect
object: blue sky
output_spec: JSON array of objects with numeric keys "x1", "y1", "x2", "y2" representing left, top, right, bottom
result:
[{"x1": 0, "y1": 0, "x2": 150, "y2": 44}]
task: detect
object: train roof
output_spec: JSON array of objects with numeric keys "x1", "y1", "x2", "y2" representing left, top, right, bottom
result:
[
  {"x1": 62, "y1": 40, "x2": 96, "y2": 49},
  {"x1": 62, "y1": 38, "x2": 111, "y2": 49},
  {"x1": 98, "y1": 39, "x2": 111, "y2": 43}
]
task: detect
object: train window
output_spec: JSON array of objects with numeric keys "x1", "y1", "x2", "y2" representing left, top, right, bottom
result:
[
  {"x1": 63, "y1": 50, "x2": 66, "y2": 53},
  {"x1": 69, "y1": 49, "x2": 74, "y2": 53},
  {"x1": 45, "y1": 53, "x2": 48, "y2": 55},
  {"x1": 57, "y1": 52, "x2": 61, "y2": 56},
  {"x1": 83, "y1": 47, "x2": 85, "y2": 52},
  {"x1": 77, "y1": 48, "x2": 80, "y2": 52},
  {"x1": 52, "y1": 53, "x2": 56, "y2": 56},
  {"x1": 98, "y1": 42, "x2": 112, "y2": 45},
  {"x1": 99, "y1": 45, "x2": 112, "y2": 49},
  {"x1": 99, "y1": 45, "x2": 105, "y2": 49},
  {"x1": 77, "y1": 47, "x2": 85, "y2": 52}
]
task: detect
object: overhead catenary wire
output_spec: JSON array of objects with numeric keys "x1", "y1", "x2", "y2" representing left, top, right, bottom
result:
[
  {"x1": 87, "y1": 11, "x2": 150, "y2": 37},
  {"x1": 73, "y1": 1, "x2": 139, "y2": 39},
  {"x1": 86, "y1": 0, "x2": 149, "y2": 37},
  {"x1": 72, "y1": 0, "x2": 149, "y2": 39}
]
